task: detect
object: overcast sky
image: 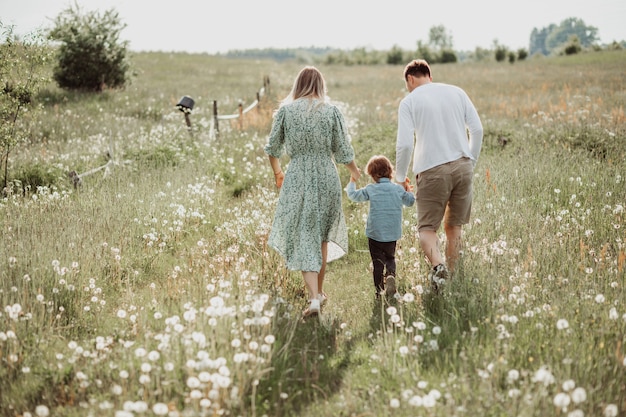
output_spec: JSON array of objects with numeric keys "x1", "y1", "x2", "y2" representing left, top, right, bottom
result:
[{"x1": 2, "y1": 0, "x2": 625, "y2": 53}]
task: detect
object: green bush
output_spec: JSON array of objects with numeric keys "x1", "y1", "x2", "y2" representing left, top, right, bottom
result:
[
  {"x1": 0, "y1": 23, "x2": 51, "y2": 193},
  {"x1": 48, "y1": 5, "x2": 130, "y2": 91}
]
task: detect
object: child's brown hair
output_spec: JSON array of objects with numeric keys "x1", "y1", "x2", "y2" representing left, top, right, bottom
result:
[{"x1": 365, "y1": 155, "x2": 393, "y2": 182}]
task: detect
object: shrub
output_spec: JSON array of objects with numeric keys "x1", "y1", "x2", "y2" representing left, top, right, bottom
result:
[
  {"x1": 0, "y1": 23, "x2": 52, "y2": 193},
  {"x1": 48, "y1": 5, "x2": 130, "y2": 91},
  {"x1": 494, "y1": 45, "x2": 508, "y2": 62},
  {"x1": 438, "y1": 49, "x2": 458, "y2": 63}
]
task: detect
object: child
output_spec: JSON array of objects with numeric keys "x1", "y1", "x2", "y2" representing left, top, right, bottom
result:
[{"x1": 345, "y1": 155, "x2": 415, "y2": 297}]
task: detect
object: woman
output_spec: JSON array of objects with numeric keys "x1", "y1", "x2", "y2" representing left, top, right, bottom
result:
[{"x1": 264, "y1": 66, "x2": 361, "y2": 318}]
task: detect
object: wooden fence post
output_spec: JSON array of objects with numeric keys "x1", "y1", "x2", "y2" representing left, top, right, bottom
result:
[
  {"x1": 213, "y1": 100, "x2": 219, "y2": 133},
  {"x1": 238, "y1": 102, "x2": 243, "y2": 130}
]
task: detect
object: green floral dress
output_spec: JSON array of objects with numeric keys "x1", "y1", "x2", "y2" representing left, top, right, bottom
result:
[{"x1": 264, "y1": 98, "x2": 355, "y2": 272}]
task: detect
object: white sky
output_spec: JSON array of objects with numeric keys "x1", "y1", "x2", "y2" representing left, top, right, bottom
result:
[{"x1": 2, "y1": 0, "x2": 625, "y2": 53}]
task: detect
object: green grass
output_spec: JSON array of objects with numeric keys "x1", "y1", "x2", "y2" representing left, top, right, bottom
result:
[{"x1": 1, "y1": 50, "x2": 625, "y2": 417}]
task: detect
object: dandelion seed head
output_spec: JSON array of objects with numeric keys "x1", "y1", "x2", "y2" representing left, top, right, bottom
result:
[{"x1": 571, "y1": 387, "x2": 587, "y2": 404}]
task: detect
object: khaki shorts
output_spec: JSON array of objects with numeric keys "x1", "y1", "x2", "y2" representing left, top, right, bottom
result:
[{"x1": 415, "y1": 157, "x2": 473, "y2": 232}]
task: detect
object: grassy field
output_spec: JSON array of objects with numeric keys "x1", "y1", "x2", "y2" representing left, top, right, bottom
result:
[{"x1": 1, "y1": 50, "x2": 625, "y2": 417}]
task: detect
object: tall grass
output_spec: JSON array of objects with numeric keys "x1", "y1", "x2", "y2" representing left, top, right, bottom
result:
[{"x1": 1, "y1": 51, "x2": 625, "y2": 417}]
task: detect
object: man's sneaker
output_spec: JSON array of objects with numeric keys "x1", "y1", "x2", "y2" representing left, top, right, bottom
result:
[
  {"x1": 385, "y1": 275, "x2": 397, "y2": 296},
  {"x1": 429, "y1": 264, "x2": 449, "y2": 294}
]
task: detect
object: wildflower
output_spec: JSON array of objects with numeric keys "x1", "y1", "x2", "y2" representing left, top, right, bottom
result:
[
  {"x1": 554, "y1": 392, "x2": 571, "y2": 409},
  {"x1": 389, "y1": 398, "x2": 400, "y2": 408},
  {"x1": 562, "y1": 380, "x2": 576, "y2": 391},
  {"x1": 556, "y1": 319, "x2": 569, "y2": 330},
  {"x1": 568, "y1": 410, "x2": 584, "y2": 417},
  {"x1": 117, "y1": 309, "x2": 127, "y2": 319},
  {"x1": 35, "y1": 405, "x2": 50, "y2": 417},
  {"x1": 609, "y1": 307, "x2": 618, "y2": 320},
  {"x1": 595, "y1": 294, "x2": 605, "y2": 304},
  {"x1": 134, "y1": 347, "x2": 147, "y2": 358},
  {"x1": 508, "y1": 389, "x2": 521, "y2": 398},
  {"x1": 532, "y1": 366, "x2": 555, "y2": 385},
  {"x1": 604, "y1": 404, "x2": 618, "y2": 417},
  {"x1": 507, "y1": 369, "x2": 520, "y2": 383},
  {"x1": 408, "y1": 395, "x2": 423, "y2": 406},
  {"x1": 432, "y1": 326, "x2": 441, "y2": 335},
  {"x1": 152, "y1": 403, "x2": 169, "y2": 415},
  {"x1": 571, "y1": 387, "x2": 586, "y2": 403}
]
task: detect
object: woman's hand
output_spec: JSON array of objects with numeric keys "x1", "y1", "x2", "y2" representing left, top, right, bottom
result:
[
  {"x1": 274, "y1": 171, "x2": 285, "y2": 188},
  {"x1": 346, "y1": 160, "x2": 361, "y2": 182}
]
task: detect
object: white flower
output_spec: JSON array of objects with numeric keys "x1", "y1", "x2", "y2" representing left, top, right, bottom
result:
[
  {"x1": 562, "y1": 379, "x2": 576, "y2": 391},
  {"x1": 152, "y1": 403, "x2": 169, "y2": 415},
  {"x1": 571, "y1": 387, "x2": 587, "y2": 403},
  {"x1": 432, "y1": 326, "x2": 441, "y2": 335},
  {"x1": 35, "y1": 405, "x2": 50, "y2": 417},
  {"x1": 553, "y1": 392, "x2": 571, "y2": 408},
  {"x1": 532, "y1": 367, "x2": 555, "y2": 386},
  {"x1": 595, "y1": 294, "x2": 605, "y2": 304},
  {"x1": 556, "y1": 319, "x2": 569, "y2": 330},
  {"x1": 507, "y1": 369, "x2": 520, "y2": 383},
  {"x1": 408, "y1": 395, "x2": 423, "y2": 406},
  {"x1": 508, "y1": 389, "x2": 521, "y2": 398},
  {"x1": 187, "y1": 376, "x2": 201, "y2": 389},
  {"x1": 389, "y1": 398, "x2": 400, "y2": 408},
  {"x1": 609, "y1": 307, "x2": 618, "y2": 320},
  {"x1": 604, "y1": 404, "x2": 618, "y2": 417}
]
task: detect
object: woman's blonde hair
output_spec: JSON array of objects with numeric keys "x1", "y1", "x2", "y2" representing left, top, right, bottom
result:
[
  {"x1": 365, "y1": 155, "x2": 393, "y2": 182},
  {"x1": 281, "y1": 66, "x2": 327, "y2": 106}
]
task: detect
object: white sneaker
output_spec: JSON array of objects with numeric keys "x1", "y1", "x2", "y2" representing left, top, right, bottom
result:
[
  {"x1": 303, "y1": 298, "x2": 320, "y2": 318},
  {"x1": 317, "y1": 292, "x2": 328, "y2": 305}
]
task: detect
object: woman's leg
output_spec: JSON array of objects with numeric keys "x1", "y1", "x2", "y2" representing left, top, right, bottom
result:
[
  {"x1": 303, "y1": 271, "x2": 319, "y2": 300},
  {"x1": 318, "y1": 241, "x2": 328, "y2": 295}
]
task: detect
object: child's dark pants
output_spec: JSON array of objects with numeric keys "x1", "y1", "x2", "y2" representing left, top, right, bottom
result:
[{"x1": 368, "y1": 238, "x2": 397, "y2": 295}]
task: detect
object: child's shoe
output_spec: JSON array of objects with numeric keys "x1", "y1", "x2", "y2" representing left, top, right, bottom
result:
[{"x1": 385, "y1": 275, "x2": 397, "y2": 296}]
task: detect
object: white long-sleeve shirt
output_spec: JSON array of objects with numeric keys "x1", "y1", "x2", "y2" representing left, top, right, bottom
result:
[{"x1": 395, "y1": 82, "x2": 483, "y2": 182}]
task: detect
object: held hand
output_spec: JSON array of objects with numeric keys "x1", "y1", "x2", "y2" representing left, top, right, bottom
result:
[
  {"x1": 274, "y1": 171, "x2": 285, "y2": 188},
  {"x1": 403, "y1": 177, "x2": 413, "y2": 192}
]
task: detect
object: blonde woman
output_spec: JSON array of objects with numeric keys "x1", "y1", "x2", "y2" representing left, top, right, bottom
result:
[{"x1": 265, "y1": 66, "x2": 361, "y2": 318}]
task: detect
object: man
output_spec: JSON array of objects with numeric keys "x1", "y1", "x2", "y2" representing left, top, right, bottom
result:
[{"x1": 395, "y1": 59, "x2": 483, "y2": 291}]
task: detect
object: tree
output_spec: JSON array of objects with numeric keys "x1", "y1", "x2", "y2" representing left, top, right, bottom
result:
[
  {"x1": 530, "y1": 18, "x2": 598, "y2": 56},
  {"x1": 529, "y1": 26, "x2": 554, "y2": 55},
  {"x1": 386, "y1": 45, "x2": 404, "y2": 65},
  {"x1": 416, "y1": 40, "x2": 435, "y2": 64},
  {"x1": 563, "y1": 35, "x2": 582, "y2": 55},
  {"x1": 546, "y1": 18, "x2": 598, "y2": 51},
  {"x1": 0, "y1": 23, "x2": 52, "y2": 194},
  {"x1": 493, "y1": 40, "x2": 508, "y2": 62},
  {"x1": 48, "y1": 4, "x2": 130, "y2": 91},
  {"x1": 428, "y1": 25, "x2": 454, "y2": 51}
]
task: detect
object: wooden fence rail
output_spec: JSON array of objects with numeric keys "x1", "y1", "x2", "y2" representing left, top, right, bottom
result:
[
  {"x1": 69, "y1": 77, "x2": 271, "y2": 187},
  {"x1": 179, "y1": 75, "x2": 270, "y2": 135}
]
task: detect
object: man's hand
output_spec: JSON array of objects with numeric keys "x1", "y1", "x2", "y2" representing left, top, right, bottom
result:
[{"x1": 403, "y1": 177, "x2": 414, "y2": 192}]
